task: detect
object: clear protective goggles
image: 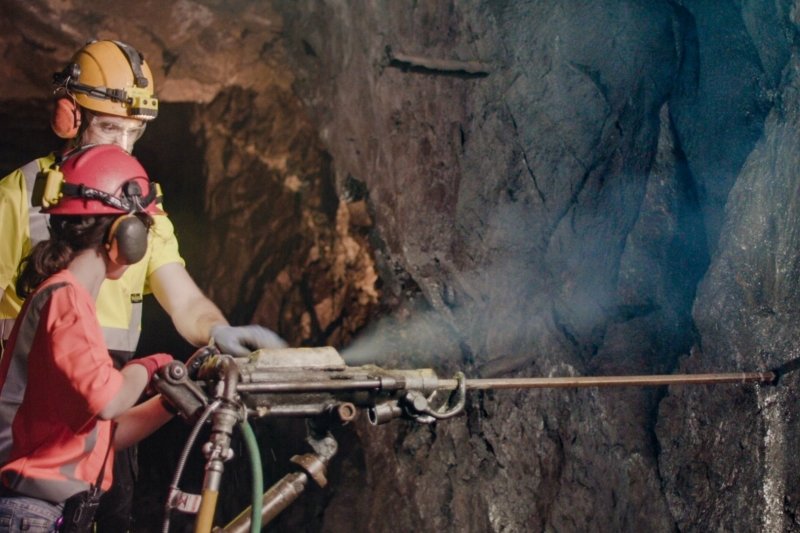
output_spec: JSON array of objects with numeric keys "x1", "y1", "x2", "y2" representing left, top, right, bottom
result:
[{"x1": 83, "y1": 111, "x2": 147, "y2": 153}]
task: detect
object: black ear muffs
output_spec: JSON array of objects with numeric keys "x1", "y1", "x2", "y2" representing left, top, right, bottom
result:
[
  {"x1": 106, "y1": 215, "x2": 148, "y2": 265},
  {"x1": 51, "y1": 95, "x2": 82, "y2": 139}
]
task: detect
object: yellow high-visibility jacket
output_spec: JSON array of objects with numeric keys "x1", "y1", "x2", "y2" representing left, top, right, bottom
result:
[{"x1": 0, "y1": 153, "x2": 184, "y2": 362}]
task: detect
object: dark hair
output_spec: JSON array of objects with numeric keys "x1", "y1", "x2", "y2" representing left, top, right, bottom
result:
[{"x1": 15, "y1": 213, "x2": 152, "y2": 298}]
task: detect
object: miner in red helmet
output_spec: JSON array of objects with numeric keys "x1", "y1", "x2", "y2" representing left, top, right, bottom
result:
[
  {"x1": 0, "y1": 40, "x2": 286, "y2": 531},
  {"x1": 0, "y1": 144, "x2": 177, "y2": 531}
]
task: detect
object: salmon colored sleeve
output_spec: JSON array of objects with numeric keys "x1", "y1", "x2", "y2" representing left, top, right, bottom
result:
[{"x1": 45, "y1": 285, "x2": 123, "y2": 433}]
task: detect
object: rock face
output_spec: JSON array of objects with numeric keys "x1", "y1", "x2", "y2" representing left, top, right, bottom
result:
[{"x1": 0, "y1": 0, "x2": 798, "y2": 532}]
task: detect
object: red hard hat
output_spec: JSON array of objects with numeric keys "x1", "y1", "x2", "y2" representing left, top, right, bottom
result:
[{"x1": 42, "y1": 144, "x2": 160, "y2": 215}]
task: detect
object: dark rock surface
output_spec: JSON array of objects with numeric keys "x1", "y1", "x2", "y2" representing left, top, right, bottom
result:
[{"x1": 0, "y1": 1, "x2": 798, "y2": 531}]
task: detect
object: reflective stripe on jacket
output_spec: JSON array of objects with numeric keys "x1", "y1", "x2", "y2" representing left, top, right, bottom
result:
[
  {"x1": 0, "y1": 271, "x2": 121, "y2": 502},
  {"x1": 0, "y1": 280, "x2": 103, "y2": 500},
  {"x1": 0, "y1": 283, "x2": 67, "y2": 465}
]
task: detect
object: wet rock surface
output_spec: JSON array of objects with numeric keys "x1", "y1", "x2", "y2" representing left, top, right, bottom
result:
[{"x1": 0, "y1": 1, "x2": 798, "y2": 531}]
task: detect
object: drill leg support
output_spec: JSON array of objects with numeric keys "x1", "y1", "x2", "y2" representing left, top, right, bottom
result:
[{"x1": 219, "y1": 430, "x2": 338, "y2": 533}]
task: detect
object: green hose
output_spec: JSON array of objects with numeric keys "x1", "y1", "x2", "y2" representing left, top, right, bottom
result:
[{"x1": 240, "y1": 419, "x2": 263, "y2": 533}]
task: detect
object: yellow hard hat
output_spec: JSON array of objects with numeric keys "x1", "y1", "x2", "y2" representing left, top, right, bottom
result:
[{"x1": 53, "y1": 40, "x2": 159, "y2": 121}]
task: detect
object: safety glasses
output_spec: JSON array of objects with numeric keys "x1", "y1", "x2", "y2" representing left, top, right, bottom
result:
[{"x1": 83, "y1": 111, "x2": 147, "y2": 153}]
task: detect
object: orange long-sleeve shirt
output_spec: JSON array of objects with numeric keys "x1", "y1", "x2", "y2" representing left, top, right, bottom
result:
[{"x1": 0, "y1": 269, "x2": 123, "y2": 503}]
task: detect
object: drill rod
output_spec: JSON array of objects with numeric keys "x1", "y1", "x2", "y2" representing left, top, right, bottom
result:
[
  {"x1": 235, "y1": 371, "x2": 777, "y2": 394},
  {"x1": 438, "y1": 371, "x2": 777, "y2": 391}
]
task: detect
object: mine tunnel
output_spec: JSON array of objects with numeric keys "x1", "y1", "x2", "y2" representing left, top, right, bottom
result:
[{"x1": 1, "y1": 1, "x2": 800, "y2": 532}]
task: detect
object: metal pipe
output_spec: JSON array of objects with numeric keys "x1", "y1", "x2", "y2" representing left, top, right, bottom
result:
[
  {"x1": 194, "y1": 489, "x2": 219, "y2": 533},
  {"x1": 219, "y1": 431, "x2": 337, "y2": 533},
  {"x1": 238, "y1": 379, "x2": 384, "y2": 393},
  {"x1": 336, "y1": 402, "x2": 358, "y2": 422},
  {"x1": 219, "y1": 472, "x2": 310, "y2": 533},
  {"x1": 437, "y1": 371, "x2": 776, "y2": 390},
  {"x1": 220, "y1": 356, "x2": 241, "y2": 402},
  {"x1": 162, "y1": 399, "x2": 222, "y2": 533},
  {"x1": 236, "y1": 371, "x2": 775, "y2": 395},
  {"x1": 249, "y1": 405, "x2": 329, "y2": 417},
  {"x1": 196, "y1": 356, "x2": 241, "y2": 533}
]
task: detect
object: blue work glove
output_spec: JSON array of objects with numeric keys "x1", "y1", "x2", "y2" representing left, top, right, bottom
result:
[{"x1": 210, "y1": 324, "x2": 287, "y2": 356}]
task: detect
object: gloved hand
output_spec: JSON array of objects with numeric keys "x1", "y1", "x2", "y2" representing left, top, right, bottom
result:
[
  {"x1": 124, "y1": 353, "x2": 174, "y2": 383},
  {"x1": 210, "y1": 324, "x2": 287, "y2": 356}
]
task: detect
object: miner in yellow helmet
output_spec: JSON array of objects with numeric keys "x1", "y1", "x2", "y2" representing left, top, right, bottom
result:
[
  {"x1": 0, "y1": 39, "x2": 286, "y2": 531},
  {"x1": 50, "y1": 39, "x2": 159, "y2": 150}
]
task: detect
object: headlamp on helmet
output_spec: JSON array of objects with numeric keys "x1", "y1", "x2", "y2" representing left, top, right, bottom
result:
[{"x1": 52, "y1": 40, "x2": 159, "y2": 121}]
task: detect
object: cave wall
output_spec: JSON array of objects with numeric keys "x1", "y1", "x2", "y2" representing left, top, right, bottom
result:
[
  {"x1": 277, "y1": 2, "x2": 683, "y2": 531},
  {"x1": 1, "y1": 0, "x2": 799, "y2": 532},
  {"x1": 276, "y1": 1, "x2": 792, "y2": 531}
]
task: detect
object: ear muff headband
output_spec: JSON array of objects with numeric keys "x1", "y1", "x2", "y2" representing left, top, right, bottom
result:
[
  {"x1": 60, "y1": 180, "x2": 157, "y2": 212},
  {"x1": 111, "y1": 40, "x2": 149, "y2": 88},
  {"x1": 106, "y1": 215, "x2": 149, "y2": 265}
]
